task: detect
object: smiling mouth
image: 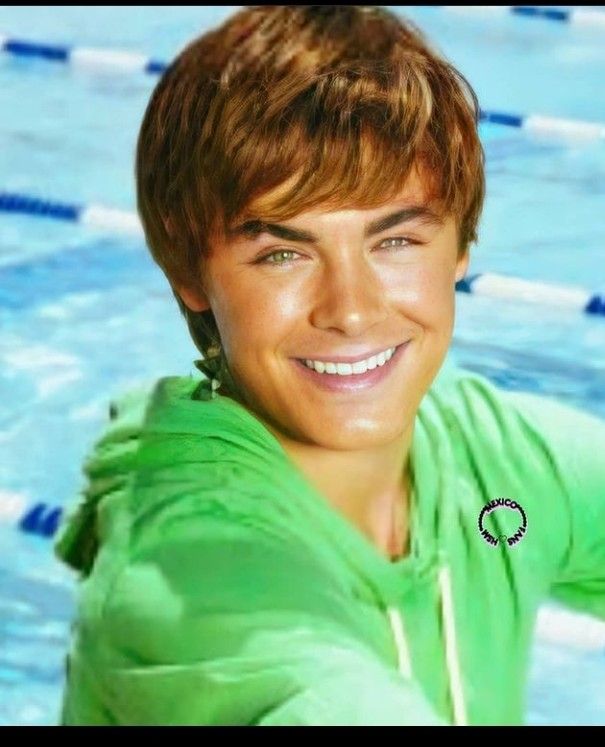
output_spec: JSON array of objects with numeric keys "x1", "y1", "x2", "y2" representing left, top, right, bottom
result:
[
  {"x1": 292, "y1": 341, "x2": 410, "y2": 392},
  {"x1": 295, "y1": 342, "x2": 408, "y2": 374}
]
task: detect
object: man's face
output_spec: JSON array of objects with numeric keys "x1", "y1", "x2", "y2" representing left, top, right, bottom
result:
[{"x1": 178, "y1": 169, "x2": 469, "y2": 451}]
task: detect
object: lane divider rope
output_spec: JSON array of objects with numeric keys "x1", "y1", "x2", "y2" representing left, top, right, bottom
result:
[
  {"x1": 438, "y1": 6, "x2": 605, "y2": 29},
  {"x1": 0, "y1": 191, "x2": 143, "y2": 237},
  {"x1": 480, "y1": 110, "x2": 605, "y2": 141},
  {"x1": 0, "y1": 33, "x2": 167, "y2": 74},
  {"x1": 455, "y1": 272, "x2": 605, "y2": 318}
]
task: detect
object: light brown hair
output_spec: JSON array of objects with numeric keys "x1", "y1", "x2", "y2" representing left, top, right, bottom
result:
[{"x1": 136, "y1": 5, "x2": 485, "y2": 359}]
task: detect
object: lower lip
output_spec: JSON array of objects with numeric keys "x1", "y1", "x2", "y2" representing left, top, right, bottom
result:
[{"x1": 292, "y1": 342, "x2": 410, "y2": 393}]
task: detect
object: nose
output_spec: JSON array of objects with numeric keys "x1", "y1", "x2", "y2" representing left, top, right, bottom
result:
[{"x1": 309, "y1": 252, "x2": 390, "y2": 337}]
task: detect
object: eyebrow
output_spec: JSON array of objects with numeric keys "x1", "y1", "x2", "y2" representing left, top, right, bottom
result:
[{"x1": 229, "y1": 205, "x2": 444, "y2": 244}]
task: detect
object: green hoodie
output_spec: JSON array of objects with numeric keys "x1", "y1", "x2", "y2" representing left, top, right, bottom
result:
[{"x1": 53, "y1": 357, "x2": 605, "y2": 726}]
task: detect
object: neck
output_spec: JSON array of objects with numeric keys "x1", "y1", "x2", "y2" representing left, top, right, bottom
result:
[{"x1": 267, "y1": 420, "x2": 415, "y2": 563}]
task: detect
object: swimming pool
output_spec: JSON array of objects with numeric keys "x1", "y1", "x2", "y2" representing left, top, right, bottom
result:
[{"x1": 0, "y1": 5, "x2": 604, "y2": 725}]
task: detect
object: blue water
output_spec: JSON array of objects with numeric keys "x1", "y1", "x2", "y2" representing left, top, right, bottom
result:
[{"x1": 0, "y1": 5, "x2": 604, "y2": 725}]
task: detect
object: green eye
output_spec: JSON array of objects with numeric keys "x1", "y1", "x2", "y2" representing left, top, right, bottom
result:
[{"x1": 256, "y1": 249, "x2": 299, "y2": 265}]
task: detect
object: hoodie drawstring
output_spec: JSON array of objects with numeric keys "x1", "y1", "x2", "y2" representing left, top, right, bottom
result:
[
  {"x1": 386, "y1": 563, "x2": 468, "y2": 726},
  {"x1": 386, "y1": 606, "x2": 412, "y2": 680},
  {"x1": 437, "y1": 565, "x2": 467, "y2": 726}
]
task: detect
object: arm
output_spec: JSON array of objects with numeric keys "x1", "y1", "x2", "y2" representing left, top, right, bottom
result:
[
  {"x1": 91, "y1": 514, "x2": 447, "y2": 726},
  {"x1": 505, "y1": 390, "x2": 605, "y2": 620}
]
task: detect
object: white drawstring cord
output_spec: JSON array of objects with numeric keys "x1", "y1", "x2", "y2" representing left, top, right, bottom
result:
[
  {"x1": 437, "y1": 565, "x2": 468, "y2": 726},
  {"x1": 385, "y1": 564, "x2": 468, "y2": 726},
  {"x1": 386, "y1": 605, "x2": 413, "y2": 680}
]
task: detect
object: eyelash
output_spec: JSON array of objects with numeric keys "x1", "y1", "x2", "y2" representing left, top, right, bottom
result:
[{"x1": 253, "y1": 237, "x2": 417, "y2": 267}]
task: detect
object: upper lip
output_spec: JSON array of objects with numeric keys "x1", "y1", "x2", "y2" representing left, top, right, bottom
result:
[{"x1": 295, "y1": 342, "x2": 407, "y2": 364}]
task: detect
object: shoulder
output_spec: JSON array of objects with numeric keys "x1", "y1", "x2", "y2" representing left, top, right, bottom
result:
[
  {"x1": 419, "y1": 359, "x2": 522, "y2": 460},
  {"x1": 424, "y1": 357, "x2": 605, "y2": 460},
  {"x1": 424, "y1": 357, "x2": 515, "y2": 427},
  {"x1": 424, "y1": 358, "x2": 605, "y2": 575}
]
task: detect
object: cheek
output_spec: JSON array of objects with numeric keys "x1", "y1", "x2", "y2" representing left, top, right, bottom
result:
[
  {"x1": 387, "y1": 264, "x2": 456, "y2": 324},
  {"x1": 210, "y1": 274, "x2": 302, "y2": 353}
]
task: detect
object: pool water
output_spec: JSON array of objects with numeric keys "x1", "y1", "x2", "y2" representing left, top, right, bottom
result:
[{"x1": 0, "y1": 5, "x2": 604, "y2": 725}]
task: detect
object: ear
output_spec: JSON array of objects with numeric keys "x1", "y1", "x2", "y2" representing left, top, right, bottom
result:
[
  {"x1": 173, "y1": 282, "x2": 211, "y2": 313},
  {"x1": 454, "y1": 250, "x2": 470, "y2": 283}
]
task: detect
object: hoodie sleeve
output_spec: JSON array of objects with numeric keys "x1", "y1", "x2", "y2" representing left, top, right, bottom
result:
[
  {"x1": 86, "y1": 509, "x2": 447, "y2": 726},
  {"x1": 504, "y1": 389, "x2": 605, "y2": 620}
]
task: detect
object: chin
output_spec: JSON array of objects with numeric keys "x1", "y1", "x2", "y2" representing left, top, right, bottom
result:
[{"x1": 298, "y1": 417, "x2": 407, "y2": 451}]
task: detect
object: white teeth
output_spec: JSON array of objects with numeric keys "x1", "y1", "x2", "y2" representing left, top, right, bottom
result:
[{"x1": 303, "y1": 347, "x2": 397, "y2": 375}]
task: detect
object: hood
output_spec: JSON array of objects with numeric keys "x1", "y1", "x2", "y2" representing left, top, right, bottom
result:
[{"x1": 53, "y1": 380, "x2": 158, "y2": 576}]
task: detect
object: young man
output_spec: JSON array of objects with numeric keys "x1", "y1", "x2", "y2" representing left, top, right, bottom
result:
[{"x1": 54, "y1": 6, "x2": 605, "y2": 725}]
